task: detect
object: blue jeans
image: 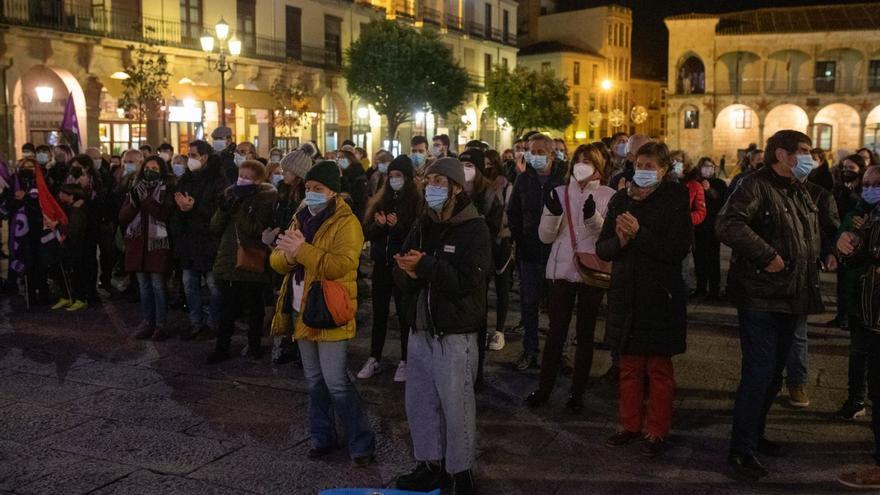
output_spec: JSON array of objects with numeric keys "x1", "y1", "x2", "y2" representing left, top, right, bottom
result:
[
  {"x1": 182, "y1": 269, "x2": 221, "y2": 329},
  {"x1": 298, "y1": 339, "x2": 375, "y2": 458},
  {"x1": 519, "y1": 260, "x2": 546, "y2": 356},
  {"x1": 784, "y1": 316, "x2": 808, "y2": 387},
  {"x1": 731, "y1": 309, "x2": 799, "y2": 455},
  {"x1": 136, "y1": 272, "x2": 167, "y2": 326}
]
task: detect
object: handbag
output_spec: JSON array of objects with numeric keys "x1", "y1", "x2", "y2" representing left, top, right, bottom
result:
[
  {"x1": 303, "y1": 280, "x2": 355, "y2": 329},
  {"x1": 564, "y1": 186, "x2": 611, "y2": 289},
  {"x1": 235, "y1": 226, "x2": 268, "y2": 273}
]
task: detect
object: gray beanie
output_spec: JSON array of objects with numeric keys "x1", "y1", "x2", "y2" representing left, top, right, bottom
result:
[
  {"x1": 426, "y1": 157, "x2": 465, "y2": 187},
  {"x1": 280, "y1": 150, "x2": 313, "y2": 179}
]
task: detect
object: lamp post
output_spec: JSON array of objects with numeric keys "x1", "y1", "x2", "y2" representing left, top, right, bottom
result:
[
  {"x1": 600, "y1": 78, "x2": 613, "y2": 137},
  {"x1": 201, "y1": 18, "x2": 241, "y2": 127}
]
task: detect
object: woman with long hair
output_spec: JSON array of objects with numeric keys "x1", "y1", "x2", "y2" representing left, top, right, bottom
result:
[
  {"x1": 337, "y1": 149, "x2": 369, "y2": 221},
  {"x1": 357, "y1": 155, "x2": 422, "y2": 381},
  {"x1": 484, "y1": 149, "x2": 514, "y2": 352},
  {"x1": 690, "y1": 156, "x2": 727, "y2": 299}
]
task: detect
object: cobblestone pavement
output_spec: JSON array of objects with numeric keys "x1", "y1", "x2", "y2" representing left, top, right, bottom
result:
[{"x1": 0, "y1": 268, "x2": 874, "y2": 494}]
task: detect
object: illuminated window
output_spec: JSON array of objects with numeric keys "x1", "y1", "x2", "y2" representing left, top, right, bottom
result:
[{"x1": 733, "y1": 108, "x2": 752, "y2": 129}]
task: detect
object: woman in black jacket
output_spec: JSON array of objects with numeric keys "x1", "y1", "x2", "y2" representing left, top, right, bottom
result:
[
  {"x1": 691, "y1": 156, "x2": 728, "y2": 299},
  {"x1": 596, "y1": 141, "x2": 691, "y2": 458},
  {"x1": 357, "y1": 155, "x2": 421, "y2": 382},
  {"x1": 338, "y1": 149, "x2": 369, "y2": 222},
  {"x1": 393, "y1": 158, "x2": 491, "y2": 495}
]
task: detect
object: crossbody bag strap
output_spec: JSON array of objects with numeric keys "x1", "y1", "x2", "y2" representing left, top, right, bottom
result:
[{"x1": 563, "y1": 185, "x2": 578, "y2": 252}]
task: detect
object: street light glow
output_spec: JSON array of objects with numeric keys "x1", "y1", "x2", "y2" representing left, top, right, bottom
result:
[
  {"x1": 200, "y1": 34, "x2": 215, "y2": 53},
  {"x1": 357, "y1": 106, "x2": 369, "y2": 120},
  {"x1": 35, "y1": 86, "x2": 53, "y2": 103},
  {"x1": 215, "y1": 18, "x2": 230, "y2": 41},
  {"x1": 601, "y1": 79, "x2": 613, "y2": 91},
  {"x1": 110, "y1": 71, "x2": 130, "y2": 80},
  {"x1": 228, "y1": 37, "x2": 242, "y2": 56},
  {"x1": 178, "y1": 77, "x2": 194, "y2": 85}
]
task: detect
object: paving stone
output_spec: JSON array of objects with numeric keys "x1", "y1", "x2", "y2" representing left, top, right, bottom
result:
[
  {"x1": 183, "y1": 407, "x2": 310, "y2": 451},
  {"x1": 12, "y1": 458, "x2": 135, "y2": 495},
  {"x1": 0, "y1": 348, "x2": 91, "y2": 377},
  {"x1": 0, "y1": 439, "x2": 84, "y2": 491},
  {"x1": 64, "y1": 360, "x2": 165, "y2": 389},
  {"x1": 35, "y1": 419, "x2": 234, "y2": 475},
  {"x1": 63, "y1": 388, "x2": 206, "y2": 432},
  {"x1": 0, "y1": 372, "x2": 104, "y2": 406},
  {"x1": 91, "y1": 470, "x2": 253, "y2": 495},
  {"x1": 0, "y1": 402, "x2": 92, "y2": 443}
]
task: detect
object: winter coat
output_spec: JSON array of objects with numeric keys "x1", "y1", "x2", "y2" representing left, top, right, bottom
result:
[
  {"x1": 685, "y1": 180, "x2": 707, "y2": 226},
  {"x1": 839, "y1": 200, "x2": 879, "y2": 323},
  {"x1": 489, "y1": 176, "x2": 514, "y2": 271},
  {"x1": 218, "y1": 145, "x2": 239, "y2": 185},
  {"x1": 716, "y1": 165, "x2": 824, "y2": 314},
  {"x1": 833, "y1": 184, "x2": 860, "y2": 227},
  {"x1": 119, "y1": 181, "x2": 175, "y2": 274},
  {"x1": 61, "y1": 202, "x2": 88, "y2": 261},
  {"x1": 539, "y1": 178, "x2": 615, "y2": 283},
  {"x1": 270, "y1": 196, "x2": 363, "y2": 342},
  {"x1": 808, "y1": 164, "x2": 834, "y2": 192},
  {"x1": 470, "y1": 184, "x2": 503, "y2": 240},
  {"x1": 394, "y1": 196, "x2": 492, "y2": 337},
  {"x1": 596, "y1": 181, "x2": 691, "y2": 356},
  {"x1": 210, "y1": 183, "x2": 278, "y2": 284},
  {"x1": 508, "y1": 168, "x2": 564, "y2": 264},
  {"x1": 169, "y1": 156, "x2": 228, "y2": 272},
  {"x1": 342, "y1": 165, "x2": 369, "y2": 222}
]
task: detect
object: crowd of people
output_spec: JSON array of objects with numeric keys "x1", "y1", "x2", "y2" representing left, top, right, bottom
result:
[{"x1": 4, "y1": 125, "x2": 880, "y2": 492}]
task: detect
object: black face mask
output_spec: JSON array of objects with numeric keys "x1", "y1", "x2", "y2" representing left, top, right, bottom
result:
[
  {"x1": 70, "y1": 166, "x2": 83, "y2": 179},
  {"x1": 18, "y1": 169, "x2": 34, "y2": 181},
  {"x1": 842, "y1": 171, "x2": 860, "y2": 183},
  {"x1": 143, "y1": 169, "x2": 161, "y2": 182}
]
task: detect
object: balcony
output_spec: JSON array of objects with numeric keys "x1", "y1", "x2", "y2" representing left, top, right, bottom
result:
[
  {"x1": 445, "y1": 13, "x2": 463, "y2": 31},
  {"x1": 467, "y1": 21, "x2": 484, "y2": 39},
  {"x1": 0, "y1": 0, "x2": 338, "y2": 69},
  {"x1": 715, "y1": 79, "x2": 761, "y2": 95},
  {"x1": 419, "y1": 5, "x2": 442, "y2": 26},
  {"x1": 394, "y1": 0, "x2": 416, "y2": 21}
]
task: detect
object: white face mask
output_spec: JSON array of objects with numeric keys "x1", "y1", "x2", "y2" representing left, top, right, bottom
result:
[
  {"x1": 432, "y1": 145, "x2": 443, "y2": 157},
  {"x1": 463, "y1": 165, "x2": 476, "y2": 183},
  {"x1": 234, "y1": 153, "x2": 246, "y2": 167},
  {"x1": 187, "y1": 157, "x2": 203, "y2": 172},
  {"x1": 159, "y1": 152, "x2": 171, "y2": 162},
  {"x1": 213, "y1": 139, "x2": 227, "y2": 151},
  {"x1": 572, "y1": 163, "x2": 595, "y2": 182},
  {"x1": 701, "y1": 166, "x2": 714, "y2": 179}
]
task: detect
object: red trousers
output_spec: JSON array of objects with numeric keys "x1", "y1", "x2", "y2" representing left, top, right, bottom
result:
[{"x1": 618, "y1": 354, "x2": 675, "y2": 439}]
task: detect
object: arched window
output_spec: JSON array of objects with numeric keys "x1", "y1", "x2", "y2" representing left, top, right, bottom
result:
[{"x1": 677, "y1": 56, "x2": 705, "y2": 95}]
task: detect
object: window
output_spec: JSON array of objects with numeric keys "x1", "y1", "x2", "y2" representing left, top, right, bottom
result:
[
  {"x1": 501, "y1": 57, "x2": 508, "y2": 69},
  {"x1": 589, "y1": 94, "x2": 596, "y2": 112},
  {"x1": 572, "y1": 92, "x2": 580, "y2": 114},
  {"x1": 684, "y1": 109, "x2": 700, "y2": 129},
  {"x1": 869, "y1": 60, "x2": 880, "y2": 92},
  {"x1": 733, "y1": 108, "x2": 752, "y2": 129},
  {"x1": 237, "y1": 0, "x2": 256, "y2": 53},
  {"x1": 484, "y1": 53, "x2": 492, "y2": 78},
  {"x1": 502, "y1": 10, "x2": 509, "y2": 42},
  {"x1": 815, "y1": 61, "x2": 836, "y2": 93},
  {"x1": 814, "y1": 123, "x2": 832, "y2": 150},
  {"x1": 179, "y1": 0, "x2": 201, "y2": 41},
  {"x1": 485, "y1": 3, "x2": 492, "y2": 38},
  {"x1": 573, "y1": 62, "x2": 580, "y2": 86},
  {"x1": 608, "y1": 24, "x2": 612, "y2": 45},
  {"x1": 285, "y1": 6, "x2": 302, "y2": 59},
  {"x1": 325, "y1": 15, "x2": 342, "y2": 68},
  {"x1": 592, "y1": 64, "x2": 598, "y2": 85},
  {"x1": 541, "y1": 62, "x2": 551, "y2": 74}
]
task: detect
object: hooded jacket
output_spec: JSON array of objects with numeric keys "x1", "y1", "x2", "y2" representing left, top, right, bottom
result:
[{"x1": 394, "y1": 196, "x2": 492, "y2": 336}]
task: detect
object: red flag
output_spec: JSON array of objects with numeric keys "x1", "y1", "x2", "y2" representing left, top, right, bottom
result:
[{"x1": 34, "y1": 164, "x2": 67, "y2": 231}]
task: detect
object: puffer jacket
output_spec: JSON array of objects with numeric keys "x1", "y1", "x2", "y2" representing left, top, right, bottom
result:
[
  {"x1": 539, "y1": 178, "x2": 615, "y2": 283},
  {"x1": 270, "y1": 196, "x2": 363, "y2": 342},
  {"x1": 596, "y1": 181, "x2": 691, "y2": 356},
  {"x1": 210, "y1": 183, "x2": 277, "y2": 283},
  {"x1": 716, "y1": 165, "x2": 823, "y2": 314},
  {"x1": 169, "y1": 155, "x2": 228, "y2": 272},
  {"x1": 508, "y1": 167, "x2": 564, "y2": 263},
  {"x1": 685, "y1": 180, "x2": 707, "y2": 226},
  {"x1": 393, "y1": 195, "x2": 492, "y2": 337}
]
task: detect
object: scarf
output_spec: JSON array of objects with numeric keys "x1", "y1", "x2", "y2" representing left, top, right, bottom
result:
[
  {"x1": 124, "y1": 182, "x2": 169, "y2": 252},
  {"x1": 291, "y1": 201, "x2": 336, "y2": 283}
]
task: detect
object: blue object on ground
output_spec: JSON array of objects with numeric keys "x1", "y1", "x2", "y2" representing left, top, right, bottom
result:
[{"x1": 320, "y1": 490, "x2": 441, "y2": 495}]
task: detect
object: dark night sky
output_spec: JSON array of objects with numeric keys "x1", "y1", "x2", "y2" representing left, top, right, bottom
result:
[{"x1": 573, "y1": 0, "x2": 871, "y2": 79}]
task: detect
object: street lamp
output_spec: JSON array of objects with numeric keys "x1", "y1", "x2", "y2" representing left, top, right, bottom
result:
[
  {"x1": 35, "y1": 86, "x2": 54, "y2": 103},
  {"x1": 201, "y1": 18, "x2": 241, "y2": 127}
]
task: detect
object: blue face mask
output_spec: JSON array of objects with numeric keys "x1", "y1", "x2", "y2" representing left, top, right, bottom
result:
[
  {"x1": 863, "y1": 186, "x2": 880, "y2": 205},
  {"x1": 425, "y1": 185, "x2": 448, "y2": 212},
  {"x1": 411, "y1": 153, "x2": 426, "y2": 167},
  {"x1": 672, "y1": 161, "x2": 684, "y2": 177},
  {"x1": 378, "y1": 162, "x2": 389, "y2": 174},
  {"x1": 633, "y1": 169, "x2": 659, "y2": 188},
  {"x1": 304, "y1": 191, "x2": 329, "y2": 208},
  {"x1": 615, "y1": 142, "x2": 628, "y2": 158},
  {"x1": 271, "y1": 174, "x2": 283, "y2": 186},
  {"x1": 337, "y1": 158, "x2": 350, "y2": 170},
  {"x1": 123, "y1": 162, "x2": 137, "y2": 176},
  {"x1": 792, "y1": 154, "x2": 814, "y2": 182},
  {"x1": 530, "y1": 154, "x2": 548, "y2": 171},
  {"x1": 172, "y1": 163, "x2": 186, "y2": 177}
]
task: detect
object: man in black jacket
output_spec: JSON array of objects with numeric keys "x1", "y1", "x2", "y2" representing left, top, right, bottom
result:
[
  {"x1": 393, "y1": 158, "x2": 491, "y2": 495},
  {"x1": 717, "y1": 130, "x2": 823, "y2": 481},
  {"x1": 211, "y1": 126, "x2": 238, "y2": 184},
  {"x1": 507, "y1": 133, "x2": 564, "y2": 370}
]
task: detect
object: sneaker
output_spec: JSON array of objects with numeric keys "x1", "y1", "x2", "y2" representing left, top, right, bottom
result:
[
  {"x1": 134, "y1": 323, "x2": 155, "y2": 340},
  {"x1": 488, "y1": 331, "x2": 506, "y2": 351},
  {"x1": 393, "y1": 361, "x2": 407, "y2": 382},
  {"x1": 514, "y1": 352, "x2": 539, "y2": 371},
  {"x1": 838, "y1": 467, "x2": 880, "y2": 489},
  {"x1": 728, "y1": 451, "x2": 768, "y2": 481},
  {"x1": 788, "y1": 385, "x2": 810, "y2": 408},
  {"x1": 65, "y1": 300, "x2": 87, "y2": 312},
  {"x1": 640, "y1": 436, "x2": 666, "y2": 457},
  {"x1": 51, "y1": 298, "x2": 71, "y2": 310},
  {"x1": 838, "y1": 399, "x2": 868, "y2": 419},
  {"x1": 357, "y1": 357, "x2": 382, "y2": 379},
  {"x1": 396, "y1": 462, "x2": 450, "y2": 492},
  {"x1": 606, "y1": 430, "x2": 642, "y2": 447},
  {"x1": 757, "y1": 437, "x2": 785, "y2": 458}
]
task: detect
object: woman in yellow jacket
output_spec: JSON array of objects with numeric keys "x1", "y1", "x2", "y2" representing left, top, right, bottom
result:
[{"x1": 271, "y1": 161, "x2": 375, "y2": 466}]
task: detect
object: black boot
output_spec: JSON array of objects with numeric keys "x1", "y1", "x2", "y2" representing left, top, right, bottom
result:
[
  {"x1": 396, "y1": 462, "x2": 450, "y2": 491},
  {"x1": 451, "y1": 469, "x2": 477, "y2": 495}
]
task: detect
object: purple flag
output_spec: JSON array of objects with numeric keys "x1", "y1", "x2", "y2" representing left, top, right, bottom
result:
[{"x1": 61, "y1": 92, "x2": 81, "y2": 153}]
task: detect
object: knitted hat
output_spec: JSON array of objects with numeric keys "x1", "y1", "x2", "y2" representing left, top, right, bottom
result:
[
  {"x1": 280, "y1": 150, "x2": 313, "y2": 179},
  {"x1": 458, "y1": 148, "x2": 485, "y2": 174},
  {"x1": 388, "y1": 155, "x2": 414, "y2": 179},
  {"x1": 210, "y1": 126, "x2": 232, "y2": 139},
  {"x1": 305, "y1": 160, "x2": 342, "y2": 192},
  {"x1": 426, "y1": 157, "x2": 465, "y2": 187}
]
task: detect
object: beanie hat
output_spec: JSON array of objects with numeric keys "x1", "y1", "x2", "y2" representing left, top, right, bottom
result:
[
  {"x1": 388, "y1": 155, "x2": 414, "y2": 179},
  {"x1": 280, "y1": 150, "x2": 313, "y2": 179},
  {"x1": 305, "y1": 160, "x2": 342, "y2": 192},
  {"x1": 426, "y1": 157, "x2": 465, "y2": 187},
  {"x1": 458, "y1": 148, "x2": 485, "y2": 174}
]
